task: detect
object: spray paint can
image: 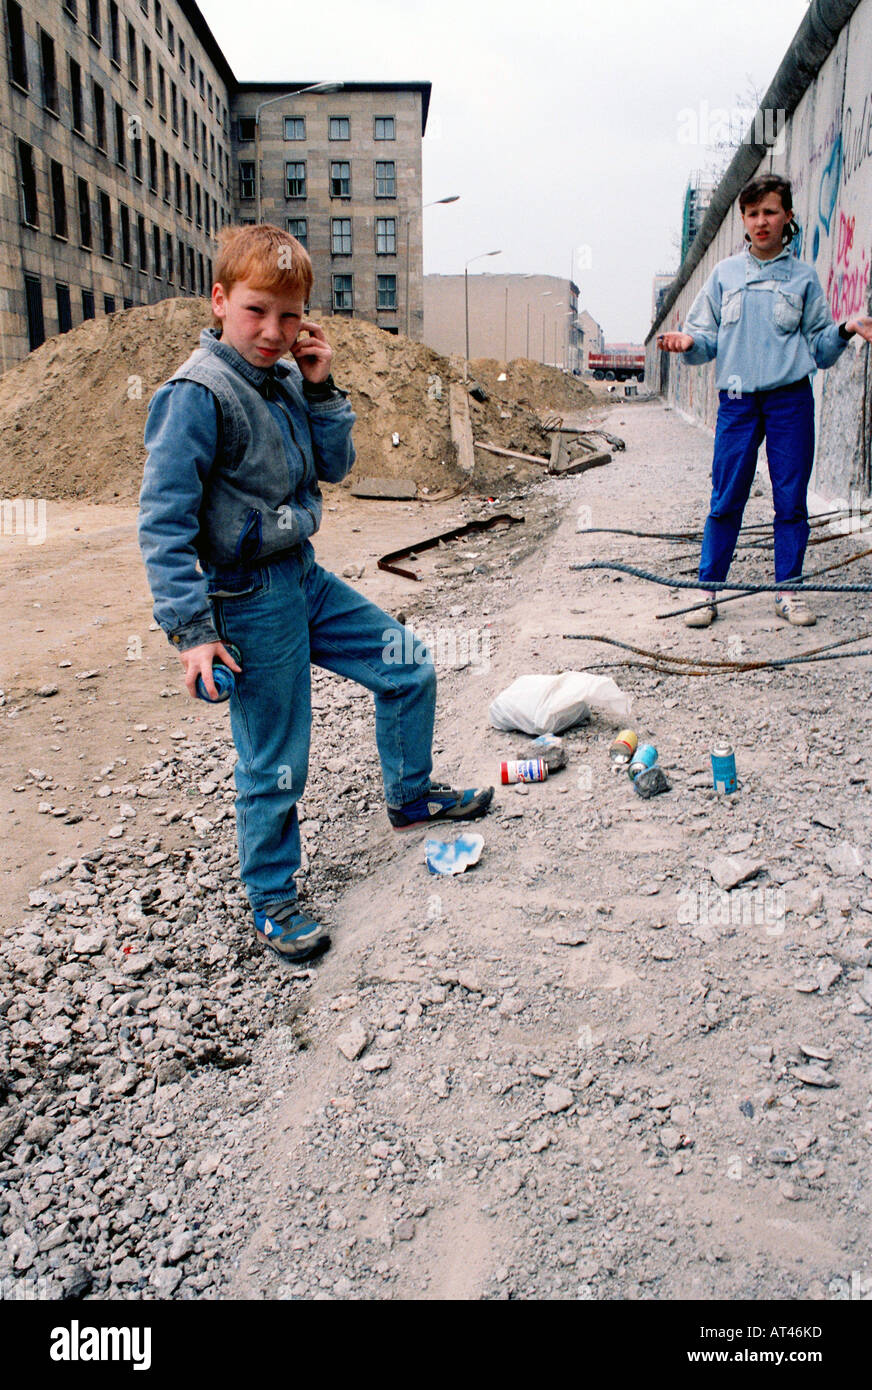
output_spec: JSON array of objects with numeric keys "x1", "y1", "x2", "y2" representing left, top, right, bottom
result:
[
  {"x1": 195, "y1": 642, "x2": 242, "y2": 704},
  {"x1": 609, "y1": 730, "x2": 638, "y2": 766},
  {"x1": 711, "y1": 743, "x2": 737, "y2": 794},
  {"x1": 628, "y1": 743, "x2": 658, "y2": 779},
  {"x1": 501, "y1": 758, "x2": 548, "y2": 784}
]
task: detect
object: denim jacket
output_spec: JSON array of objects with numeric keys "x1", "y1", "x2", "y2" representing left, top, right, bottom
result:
[
  {"x1": 138, "y1": 328, "x2": 355, "y2": 650},
  {"x1": 681, "y1": 248, "x2": 848, "y2": 392}
]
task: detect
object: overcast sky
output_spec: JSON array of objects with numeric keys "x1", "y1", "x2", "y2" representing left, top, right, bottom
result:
[{"x1": 198, "y1": 0, "x2": 811, "y2": 342}]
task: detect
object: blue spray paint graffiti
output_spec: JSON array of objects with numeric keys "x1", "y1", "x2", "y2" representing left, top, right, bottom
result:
[{"x1": 812, "y1": 132, "x2": 842, "y2": 261}]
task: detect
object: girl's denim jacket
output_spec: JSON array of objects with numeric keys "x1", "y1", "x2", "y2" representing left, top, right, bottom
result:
[
  {"x1": 681, "y1": 248, "x2": 849, "y2": 393},
  {"x1": 138, "y1": 329, "x2": 355, "y2": 650}
]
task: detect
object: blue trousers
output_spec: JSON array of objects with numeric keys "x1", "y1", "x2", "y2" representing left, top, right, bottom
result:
[
  {"x1": 206, "y1": 542, "x2": 436, "y2": 912},
  {"x1": 699, "y1": 377, "x2": 815, "y2": 585}
]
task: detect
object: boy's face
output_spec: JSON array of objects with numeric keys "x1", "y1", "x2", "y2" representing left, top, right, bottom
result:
[
  {"x1": 741, "y1": 194, "x2": 792, "y2": 259},
  {"x1": 212, "y1": 279, "x2": 305, "y2": 368}
]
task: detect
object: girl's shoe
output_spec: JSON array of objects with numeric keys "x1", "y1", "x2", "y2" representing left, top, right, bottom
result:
[
  {"x1": 684, "y1": 600, "x2": 717, "y2": 628},
  {"x1": 775, "y1": 593, "x2": 816, "y2": 626}
]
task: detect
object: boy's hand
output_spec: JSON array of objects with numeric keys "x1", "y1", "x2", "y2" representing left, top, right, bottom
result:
[
  {"x1": 845, "y1": 315, "x2": 872, "y2": 343},
  {"x1": 178, "y1": 641, "x2": 242, "y2": 700},
  {"x1": 291, "y1": 320, "x2": 333, "y2": 383},
  {"x1": 657, "y1": 332, "x2": 695, "y2": 353}
]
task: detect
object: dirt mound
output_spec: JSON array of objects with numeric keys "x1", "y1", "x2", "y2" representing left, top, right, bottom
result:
[
  {"x1": 0, "y1": 300, "x2": 593, "y2": 502},
  {"x1": 469, "y1": 356, "x2": 594, "y2": 416}
]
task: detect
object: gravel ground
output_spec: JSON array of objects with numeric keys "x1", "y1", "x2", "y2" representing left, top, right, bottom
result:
[{"x1": 1, "y1": 397, "x2": 871, "y2": 1302}]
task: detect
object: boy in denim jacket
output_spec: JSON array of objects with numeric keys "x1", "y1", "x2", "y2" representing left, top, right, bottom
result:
[
  {"x1": 139, "y1": 225, "x2": 492, "y2": 961},
  {"x1": 659, "y1": 174, "x2": 872, "y2": 628}
]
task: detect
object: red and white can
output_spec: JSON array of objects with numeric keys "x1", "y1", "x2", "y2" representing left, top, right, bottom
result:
[{"x1": 500, "y1": 758, "x2": 548, "y2": 784}]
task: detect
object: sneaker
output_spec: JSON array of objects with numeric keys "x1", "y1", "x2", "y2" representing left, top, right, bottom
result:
[
  {"x1": 775, "y1": 593, "x2": 816, "y2": 626},
  {"x1": 387, "y1": 783, "x2": 494, "y2": 831},
  {"x1": 253, "y1": 902, "x2": 330, "y2": 961},
  {"x1": 684, "y1": 598, "x2": 717, "y2": 628}
]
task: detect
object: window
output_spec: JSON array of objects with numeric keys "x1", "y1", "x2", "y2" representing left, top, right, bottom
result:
[
  {"x1": 56, "y1": 283, "x2": 72, "y2": 333},
  {"x1": 375, "y1": 160, "x2": 395, "y2": 198},
  {"x1": 152, "y1": 223, "x2": 161, "y2": 276},
  {"x1": 207, "y1": 81, "x2": 212, "y2": 112},
  {"x1": 114, "y1": 101, "x2": 125, "y2": 166},
  {"x1": 18, "y1": 141, "x2": 38, "y2": 226},
  {"x1": 287, "y1": 217, "x2": 307, "y2": 248},
  {"x1": 188, "y1": 55, "x2": 195, "y2": 89},
  {"x1": 331, "y1": 218, "x2": 351, "y2": 255},
  {"x1": 283, "y1": 116, "x2": 304, "y2": 141},
  {"x1": 199, "y1": 70, "x2": 204, "y2": 99},
  {"x1": 139, "y1": 0, "x2": 148, "y2": 14},
  {"x1": 209, "y1": 133, "x2": 215, "y2": 175},
  {"x1": 143, "y1": 46, "x2": 153, "y2": 103},
  {"x1": 191, "y1": 112, "x2": 198, "y2": 158},
  {"x1": 237, "y1": 116, "x2": 256, "y2": 142},
  {"x1": 177, "y1": 237, "x2": 185, "y2": 288},
  {"x1": 77, "y1": 178, "x2": 91, "y2": 247},
  {"x1": 178, "y1": 36, "x2": 184, "y2": 72},
  {"x1": 7, "y1": 1, "x2": 28, "y2": 89},
  {"x1": 332, "y1": 274, "x2": 353, "y2": 311},
  {"x1": 330, "y1": 160, "x2": 350, "y2": 198},
  {"x1": 377, "y1": 274, "x2": 397, "y2": 310},
  {"x1": 104, "y1": 293, "x2": 116, "y2": 314},
  {"x1": 123, "y1": 297, "x2": 133, "y2": 309},
  {"x1": 195, "y1": 182, "x2": 201, "y2": 228},
  {"x1": 157, "y1": 64, "x2": 166, "y2": 118},
  {"x1": 69, "y1": 59, "x2": 84, "y2": 133},
  {"x1": 167, "y1": 19, "x2": 174, "y2": 54},
  {"x1": 285, "y1": 161, "x2": 305, "y2": 199},
  {"x1": 188, "y1": 246, "x2": 195, "y2": 292},
  {"x1": 50, "y1": 160, "x2": 68, "y2": 238},
  {"x1": 93, "y1": 81, "x2": 106, "y2": 149},
  {"x1": 174, "y1": 160, "x2": 182, "y2": 210},
  {"x1": 64, "y1": 0, "x2": 78, "y2": 20},
  {"x1": 182, "y1": 96, "x2": 188, "y2": 145},
  {"x1": 165, "y1": 230, "x2": 173, "y2": 284},
  {"x1": 162, "y1": 148, "x2": 170, "y2": 202},
  {"x1": 154, "y1": 0, "x2": 162, "y2": 36},
  {"x1": 127, "y1": 21, "x2": 137, "y2": 85},
  {"x1": 132, "y1": 129, "x2": 142, "y2": 181},
  {"x1": 25, "y1": 275, "x2": 45, "y2": 349},
  {"x1": 137, "y1": 213, "x2": 147, "y2": 271},
  {"x1": 82, "y1": 288, "x2": 95, "y2": 320},
  {"x1": 148, "y1": 135, "x2": 158, "y2": 191},
  {"x1": 239, "y1": 160, "x2": 255, "y2": 200},
  {"x1": 120, "y1": 202, "x2": 130, "y2": 262},
  {"x1": 109, "y1": 2, "x2": 120, "y2": 65},
  {"x1": 198, "y1": 252, "x2": 204, "y2": 295},
  {"x1": 170, "y1": 80, "x2": 178, "y2": 132},
  {"x1": 40, "y1": 29, "x2": 59, "y2": 113},
  {"x1": 375, "y1": 217, "x2": 396, "y2": 255},
  {"x1": 184, "y1": 171, "x2": 191, "y2": 220},
  {"x1": 98, "y1": 189, "x2": 112, "y2": 255},
  {"x1": 374, "y1": 116, "x2": 395, "y2": 140},
  {"x1": 329, "y1": 116, "x2": 349, "y2": 141},
  {"x1": 87, "y1": 0, "x2": 101, "y2": 43},
  {"x1": 204, "y1": 190, "x2": 209, "y2": 234}
]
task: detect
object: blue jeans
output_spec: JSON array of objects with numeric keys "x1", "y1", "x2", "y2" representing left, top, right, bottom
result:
[
  {"x1": 699, "y1": 377, "x2": 815, "y2": 585},
  {"x1": 206, "y1": 542, "x2": 436, "y2": 912}
]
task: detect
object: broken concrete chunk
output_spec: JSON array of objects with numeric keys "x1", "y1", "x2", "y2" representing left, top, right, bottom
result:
[
  {"x1": 709, "y1": 855, "x2": 763, "y2": 891},
  {"x1": 350, "y1": 478, "x2": 418, "y2": 500}
]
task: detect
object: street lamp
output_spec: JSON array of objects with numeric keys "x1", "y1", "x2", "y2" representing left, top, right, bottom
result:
[
  {"x1": 464, "y1": 249, "x2": 501, "y2": 376},
  {"x1": 254, "y1": 81, "x2": 343, "y2": 226},
  {"x1": 405, "y1": 195, "x2": 459, "y2": 338}
]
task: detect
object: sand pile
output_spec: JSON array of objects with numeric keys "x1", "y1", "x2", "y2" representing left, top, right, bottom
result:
[{"x1": 0, "y1": 299, "x2": 593, "y2": 502}]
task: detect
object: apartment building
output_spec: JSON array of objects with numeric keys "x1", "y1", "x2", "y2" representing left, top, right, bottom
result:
[
  {"x1": 232, "y1": 82, "x2": 430, "y2": 334},
  {"x1": 2, "y1": 2, "x2": 430, "y2": 368},
  {"x1": 423, "y1": 273, "x2": 582, "y2": 370},
  {"x1": 1, "y1": 0, "x2": 236, "y2": 369}
]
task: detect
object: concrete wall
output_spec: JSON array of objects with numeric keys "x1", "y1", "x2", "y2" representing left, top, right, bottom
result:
[
  {"x1": 424, "y1": 273, "x2": 581, "y2": 368},
  {"x1": 646, "y1": 0, "x2": 872, "y2": 500}
]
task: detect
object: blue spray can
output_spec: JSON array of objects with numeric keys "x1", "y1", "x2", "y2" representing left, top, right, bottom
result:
[
  {"x1": 627, "y1": 743, "x2": 658, "y2": 779},
  {"x1": 711, "y1": 743, "x2": 737, "y2": 794},
  {"x1": 196, "y1": 642, "x2": 242, "y2": 703}
]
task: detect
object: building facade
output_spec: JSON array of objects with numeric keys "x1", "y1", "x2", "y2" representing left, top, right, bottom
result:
[
  {"x1": 576, "y1": 308, "x2": 604, "y2": 370},
  {"x1": 423, "y1": 273, "x2": 582, "y2": 369},
  {"x1": 1, "y1": 0, "x2": 236, "y2": 369},
  {"x1": 233, "y1": 82, "x2": 430, "y2": 335},
  {"x1": 1, "y1": 1, "x2": 430, "y2": 369}
]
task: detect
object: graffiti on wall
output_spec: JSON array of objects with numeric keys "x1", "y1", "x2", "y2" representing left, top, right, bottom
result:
[{"x1": 826, "y1": 210, "x2": 871, "y2": 318}]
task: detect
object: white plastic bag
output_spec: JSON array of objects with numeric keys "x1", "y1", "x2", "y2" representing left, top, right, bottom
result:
[{"x1": 488, "y1": 672, "x2": 632, "y2": 735}]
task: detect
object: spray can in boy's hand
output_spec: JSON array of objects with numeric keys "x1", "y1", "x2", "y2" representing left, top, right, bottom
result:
[{"x1": 196, "y1": 642, "x2": 243, "y2": 703}]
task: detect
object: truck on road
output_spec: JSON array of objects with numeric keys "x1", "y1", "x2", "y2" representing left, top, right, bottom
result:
[{"x1": 588, "y1": 349, "x2": 645, "y2": 382}]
